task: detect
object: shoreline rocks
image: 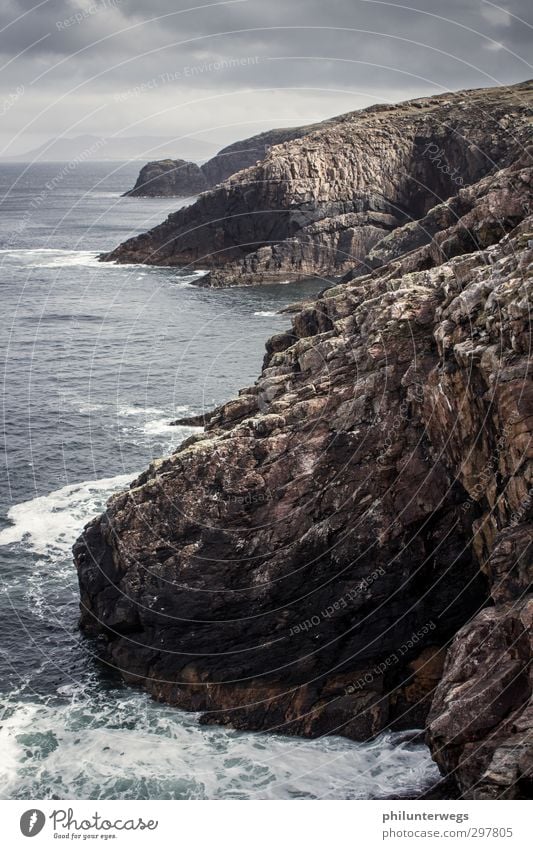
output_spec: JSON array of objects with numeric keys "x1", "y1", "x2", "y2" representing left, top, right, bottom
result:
[
  {"x1": 105, "y1": 80, "x2": 533, "y2": 289},
  {"x1": 76, "y1": 81, "x2": 532, "y2": 799},
  {"x1": 76, "y1": 215, "x2": 533, "y2": 795}
]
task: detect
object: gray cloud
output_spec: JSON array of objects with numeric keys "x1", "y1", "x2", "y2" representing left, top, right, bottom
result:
[{"x1": 0, "y1": 0, "x2": 531, "y2": 154}]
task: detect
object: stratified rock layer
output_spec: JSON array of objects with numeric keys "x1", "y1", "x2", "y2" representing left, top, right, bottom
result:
[
  {"x1": 106, "y1": 80, "x2": 533, "y2": 286},
  {"x1": 76, "y1": 106, "x2": 532, "y2": 796},
  {"x1": 124, "y1": 127, "x2": 314, "y2": 198},
  {"x1": 200, "y1": 126, "x2": 316, "y2": 187}
]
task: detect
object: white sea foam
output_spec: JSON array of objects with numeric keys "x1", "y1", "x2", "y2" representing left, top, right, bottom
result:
[
  {"x1": 117, "y1": 404, "x2": 188, "y2": 419},
  {"x1": 0, "y1": 473, "x2": 133, "y2": 557},
  {"x1": 169, "y1": 269, "x2": 208, "y2": 288},
  {"x1": 0, "y1": 249, "x2": 101, "y2": 268},
  {"x1": 0, "y1": 402, "x2": 200, "y2": 558},
  {"x1": 0, "y1": 694, "x2": 440, "y2": 800},
  {"x1": 111, "y1": 402, "x2": 202, "y2": 446},
  {"x1": 117, "y1": 405, "x2": 167, "y2": 418},
  {"x1": 115, "y1": 404, "x2": 201, "y2": 444},
  {"x1": 142, "y1": 418, "x2": 193, "y2": 436},
  {"x1": 253, "y1": 310, "x2": 278, "y2": 317},
  {"x1": 0, "y1": 250, "x2": 212, "y2": 282},
  {"x1": 0, "y1": 249, "x2": 153, "y2": 270},
  {"x1": 141, "y1": 418, "x2": 177, "y2": 435}
]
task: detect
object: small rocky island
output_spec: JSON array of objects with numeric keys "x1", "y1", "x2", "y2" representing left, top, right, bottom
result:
[
  {"x1": 76, "y1": 80, "x2": 532, "y2": 799},
  {"x1": 125, "y1": 158, "x2": 208, "y2": 197}
]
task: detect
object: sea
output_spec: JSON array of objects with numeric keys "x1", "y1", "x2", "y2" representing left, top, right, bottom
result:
[{"x1": 0, "y1": 160, "x2": 440, "y2": 799}]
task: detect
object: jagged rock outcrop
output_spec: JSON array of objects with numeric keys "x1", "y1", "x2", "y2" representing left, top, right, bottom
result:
[
  {"x1": 106, "y1": 80, "x2": 533, "y2": 285},
  {"x1": 427, "y1": 599, "x2": 532, "y2": 799},
  {"x1": 125, "y1": 158, "x2": 208, "y2": 197},
  {"x1": 200, "y1": 126, "x2": 316, "y2": 187},
  {"x1": 125, "y1": 127, "x2": 313, "y2": 198},
  {"x1": 76, "y1": 120, "x2": 532, "y2": 797}
]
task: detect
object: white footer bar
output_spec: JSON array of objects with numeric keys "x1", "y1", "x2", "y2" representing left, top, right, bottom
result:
[{"x1": 2, "y1": 799, "x2": 530, "y2": 848}]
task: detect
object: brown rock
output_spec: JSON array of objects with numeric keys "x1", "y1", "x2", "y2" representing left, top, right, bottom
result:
[
  {"x1": 427, "y1": 600, "x2": 532, "y2": 798},
  {"x1": 105, "y1": 80, "x2": 533, "y2": 285},
  {"x1": 75, "y1": 84, "x2": 533, "y2": 800}
]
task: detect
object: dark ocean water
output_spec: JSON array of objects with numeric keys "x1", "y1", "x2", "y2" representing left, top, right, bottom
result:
[{"x1": 0, "y1": 161, "x2": 439, "y2": 799}]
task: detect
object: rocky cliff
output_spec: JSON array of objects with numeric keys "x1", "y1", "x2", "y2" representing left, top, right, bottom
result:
[
  {"x1": 105, "y1": 80, "x2": 533, "y2": 288},
  {"x1": 200, "y1": 125, "x2": 316, "y2": 187},
  {"x1": 76, "y1": 94, "x2": 532, "y2": 799},
  {"x1": 124, "y1": 126, "x2": 313, "y2": 197}
]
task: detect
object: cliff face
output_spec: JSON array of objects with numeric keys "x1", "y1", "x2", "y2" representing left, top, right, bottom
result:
[
  {"x1": 200, "y1": 126, "x2": 315, "y2": 187},
  {"x1": 105, "y1": 81, "x2": 532, "y2": 285},
  {"x1": 75, "y1": 111, "x2": 532, "y2": 796},
  {"x1": 124, "y1": 127, "x2": 313, "y2": 198}
]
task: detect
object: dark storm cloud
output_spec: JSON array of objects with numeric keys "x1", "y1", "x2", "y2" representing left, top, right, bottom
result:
[{"x1": 0, "y1": 0, "x2": 531, "y2": 154}]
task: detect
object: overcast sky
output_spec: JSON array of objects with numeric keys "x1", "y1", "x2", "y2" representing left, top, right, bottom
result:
[{"x1": 0, "y1": 0, "x2": 531, "y2": 156}]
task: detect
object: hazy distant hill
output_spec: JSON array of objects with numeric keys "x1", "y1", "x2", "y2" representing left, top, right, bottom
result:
[{"x1": 3, "y1": 134, "x2": 219, "y2": 163}]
